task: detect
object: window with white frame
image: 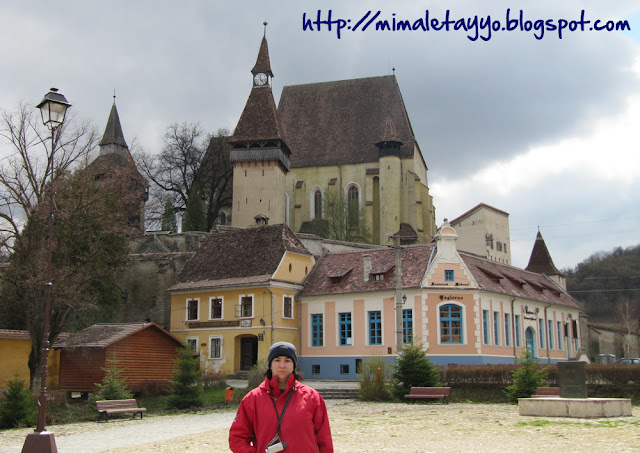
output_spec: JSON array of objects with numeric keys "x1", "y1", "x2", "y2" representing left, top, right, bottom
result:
[
  {"x1": 311, "y1": 314, "x2": 324, "y2": 347},
  {"x1": 283, "y1": 296, "x2": 293, "y2": 319},
  {"x1": 482, "y1": 310, "x2": 490, "y2": 345},
  {"x1": 209, "y1": 336, "x2": 222, "y2": 359},
  {"x1": 557, "y1": 321, "x2": 563, "y2": 350},
  {"x1": 186, "y1": 337, "x2": 198, "y2": 351},
  {"x1": 240, "y1": 295, "x2": 253, "y2": 318},
  {"x1": 402, "y1": 309, "x2": 413, "y2": 344},
  {"x1": 368, "y1": 311, "x2": 382, "y2": 345},
  {"x1": 504, "y1": 313, "x2": 511, "y2": 347},
  {"x1": 439, "y1": 304, "x2": 463, "y2": 344},
  {"x1": 186, "y1": 299, "x2": 199, "y2": 321},
  {"x1": 210, "y1": 297, "x2": 223, "y2": 319},
  {"x1": 339, "y1": 312, "x2": 352, "y2": 346},
  {"x1": 493, "y1": 311, "x2": 500, "y2": 345}
]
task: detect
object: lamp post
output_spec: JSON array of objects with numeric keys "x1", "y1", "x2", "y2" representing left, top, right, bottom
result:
[{"x1": 22, "y1": 88, "x2": 70, "y2": 453}]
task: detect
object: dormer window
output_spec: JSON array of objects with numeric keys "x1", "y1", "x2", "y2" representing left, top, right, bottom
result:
[
  {"x1": 327, "y1": 267, "x2": 353, "y2": 284},
  {"x1": 373, "y1": 273, "x2": 384, "y2": 281}
]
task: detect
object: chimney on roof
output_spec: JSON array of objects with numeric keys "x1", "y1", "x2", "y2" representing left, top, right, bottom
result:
[{"x1": 363, "y1": 254, "x2": 372, "y2": 282}]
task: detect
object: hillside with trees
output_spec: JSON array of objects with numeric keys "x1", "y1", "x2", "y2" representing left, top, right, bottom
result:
[{"x1": 564, "y1": 244, "x2": 640, "y2": 331}]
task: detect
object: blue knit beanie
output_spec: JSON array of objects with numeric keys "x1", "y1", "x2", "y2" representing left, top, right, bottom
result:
[{"x1": 268, "y1": 341, "x2": 297, "y2": 368}]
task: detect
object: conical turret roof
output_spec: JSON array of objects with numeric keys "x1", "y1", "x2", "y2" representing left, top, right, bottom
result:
[
  {"x1": 98, "y1": 102, "x2": 128, "y2": 148},
  {"x1": 230, "y1": 35, "x2": 287, "y2": 146},
  {"x1": 525, "y1": 231, "x2": 563, "y2": 276},
  {"x1": 251, "y1": 36, "x2": 273, "y2": 77}
]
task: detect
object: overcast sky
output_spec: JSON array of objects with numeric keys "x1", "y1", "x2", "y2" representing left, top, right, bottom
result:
[{"x1": 1, "y1": 0, "x2": 639, "y2": 270}]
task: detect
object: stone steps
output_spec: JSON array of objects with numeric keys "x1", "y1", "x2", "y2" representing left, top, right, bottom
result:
[{"x1": 315, "y1": 388, "x2": 360, "y2": 399}]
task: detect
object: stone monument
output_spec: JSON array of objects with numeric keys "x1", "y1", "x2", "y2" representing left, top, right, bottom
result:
[{"x1": 558, "y1": 361, "x2": 587, "y2": 398}]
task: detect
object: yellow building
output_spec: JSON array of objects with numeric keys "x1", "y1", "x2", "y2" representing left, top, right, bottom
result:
[
  {"x1": 168, "y1": 224, "x2": 314, "y2": 375},
  {"x1": 230, "y1": 34, "x2": 436, "y2": 245},
  {"x1": 0, "y1": 330, "x2": 61, "y2": 390}
]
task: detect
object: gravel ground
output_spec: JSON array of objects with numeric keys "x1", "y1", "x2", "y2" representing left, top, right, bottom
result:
[{"x1": 2, "y1": 401, "x2": 637, "y2": 453}]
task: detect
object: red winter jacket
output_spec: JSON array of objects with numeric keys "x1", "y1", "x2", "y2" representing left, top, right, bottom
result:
[{"x1": 229, "y1": 374, "x2": 333, "y2": 453}]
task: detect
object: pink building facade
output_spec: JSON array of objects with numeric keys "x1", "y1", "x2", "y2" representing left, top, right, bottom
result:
[{"x1": 298, "y1": 222, "x2": 583, "y2": 380}]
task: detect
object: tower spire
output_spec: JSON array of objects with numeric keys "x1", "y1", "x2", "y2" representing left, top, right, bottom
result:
[
  {"x1": 229, "y1": 29, "x2": 290, "y2": 227},
  {"x1": 99, "y1": 100, "x2": 128, "y2": 152}
]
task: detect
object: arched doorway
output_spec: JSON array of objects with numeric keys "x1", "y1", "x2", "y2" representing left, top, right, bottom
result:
[
  {"x1": 525, "y1": 327, "x2": 536, "y2": 358},
  {"x1": 239, "y1": 336, "x2": 258, "y2": 371}
]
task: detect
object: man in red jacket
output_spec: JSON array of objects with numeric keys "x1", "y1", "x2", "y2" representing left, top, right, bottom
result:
[{"x1": 229, "y1": 342, "x2": 334, "y2": 452}]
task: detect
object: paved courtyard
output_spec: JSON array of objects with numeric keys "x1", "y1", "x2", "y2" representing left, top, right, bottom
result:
[{"x1": 1, "y1": 400, "x2": 638, "y2": 452}]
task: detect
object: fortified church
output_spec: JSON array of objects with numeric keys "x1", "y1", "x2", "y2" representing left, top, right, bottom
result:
[
  {"x1": 229, "y1": 33, "x2": 436, "y2": 245},
  {"x1": 82, "y1": 31, "x2": 589, "y2": 380}
]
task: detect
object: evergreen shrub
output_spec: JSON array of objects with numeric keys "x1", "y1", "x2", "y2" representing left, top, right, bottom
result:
[
  {"x1": 167, "y1": 348, "x2": 204, "y2": 409},
  {"x1": 90, "y1": 359, "x2": 133, "y2": 403},
  {"x1": 504, "y1": 352, "x2": 548, "y2": 403},
  {"x1": 0, "y1": 376, "x2": 37, "y2": 429},
  {"x1": 392, "y1": 343, "x2": 440, "y2": 399}
]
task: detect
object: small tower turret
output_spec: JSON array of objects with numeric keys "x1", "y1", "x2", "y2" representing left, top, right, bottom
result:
[
  {"x1": 525, "y1": 230, "x2": 566, "y2": 290},
  {"x1": 229, "y1": 25, "x2": 290, "y2": 227}
]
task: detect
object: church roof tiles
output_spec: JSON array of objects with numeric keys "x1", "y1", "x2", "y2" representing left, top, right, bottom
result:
[{"x1": 278, "y1": 75, "x2": 417, "y2": 168}]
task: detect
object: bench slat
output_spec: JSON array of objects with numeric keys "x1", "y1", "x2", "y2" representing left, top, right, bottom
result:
[
  {"x1": 404, "y1": 387, "x2": 451, "y2": 404},
  {"x1": 96, "y1": 399, "x2": 146, "y2": 422}
]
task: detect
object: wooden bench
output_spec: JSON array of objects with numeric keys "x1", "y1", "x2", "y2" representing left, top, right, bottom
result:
[
  {"x1": 404, "y1": 387, "x2": 451, "y2": 404},
  {"x1": 532, "y1": 387, "x2": 560, "y2": 398},
  {"x1": 96, "y1": 399, "x2": 147, "y2": 422}
]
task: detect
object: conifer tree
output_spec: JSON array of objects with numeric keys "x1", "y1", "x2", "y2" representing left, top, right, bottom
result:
[
  {"x1": 505, "y1": 351, "x2": 548, "y2": 403},
  {"x1": 167, "y1": 348, "x2": 204, "y2": 409},
  {"x1": 392, "y1": 343, "x2": 440, "y2": 399},
  {"x1": 181, "y1": 189, "x2": 207, "y2": 232},
  {"x1": 91, "y1": 359, "x2": 133, "y2": 402},
  {"x1": 161, "y1": 198, "x2": 177, "y2": 232},
  {"x1": 0, "y1": 376, "x2": 36, "y2": 428}
]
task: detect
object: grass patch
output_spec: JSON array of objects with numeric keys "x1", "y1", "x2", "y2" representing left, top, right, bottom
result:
[
  {"x1": 46, "y1": 383, "x2": 232, "y2": 425},
  {"x1": 518, "y1": 419, "x2": 640, "y2": 429}
]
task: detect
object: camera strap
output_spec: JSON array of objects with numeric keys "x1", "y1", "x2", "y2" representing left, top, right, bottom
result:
[{"x1": 267, "y1": 387, "x2": 294, "y2": 447}]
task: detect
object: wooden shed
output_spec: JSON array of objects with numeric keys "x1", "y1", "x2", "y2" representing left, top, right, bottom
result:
[{"x1": 54, "y1": 323, "x2": 183, "y2": 393}]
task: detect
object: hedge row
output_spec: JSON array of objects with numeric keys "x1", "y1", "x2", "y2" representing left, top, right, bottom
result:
[{"x1": 437, "y1": 364, "x2": 640, "y2": 404}]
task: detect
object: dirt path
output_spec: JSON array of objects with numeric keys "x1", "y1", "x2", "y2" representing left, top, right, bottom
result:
[{"x1": 1, "y1": 401, "x2": 638, "y2": 452}]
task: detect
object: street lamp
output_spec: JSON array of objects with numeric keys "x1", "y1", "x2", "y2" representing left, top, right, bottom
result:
[{"x1": 22, "y1": 88, "x2": 71, "y2": 453}]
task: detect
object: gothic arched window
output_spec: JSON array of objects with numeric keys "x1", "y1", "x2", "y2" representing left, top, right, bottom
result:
[
  {"x1": 347, "y1": 185, "x2": 359, "y2": 206},
  {"x1": 314, "y1": 189, "x2": 322, "y2": 219}
]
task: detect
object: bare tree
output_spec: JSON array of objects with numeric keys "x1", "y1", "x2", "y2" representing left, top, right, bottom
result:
[
  {"x1": 198, "y1": 128, "x2": 233, "y2": 229},
  {"x1": 136, "y1": 123, "x2": 232, "y2": 231},
  {"x1": 616, "y1": 298, "x2": 639, "y2": 358},
  {"x1": 317, "y1": 190, "x2": 371, "y2": 243},
  {"x1": 1, "y1": 168, "x2": 132, "y2": 390},
  {"x1": 0, "y1": 101, "x2": 97, "y2": 253}
]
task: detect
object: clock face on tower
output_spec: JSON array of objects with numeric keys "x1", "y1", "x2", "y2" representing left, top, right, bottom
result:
[{"x1": 253, "y1": 72, "x2": 268, "y2": 87}]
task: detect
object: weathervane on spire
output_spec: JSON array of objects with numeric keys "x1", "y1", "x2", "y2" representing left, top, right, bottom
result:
[
  {"x1": 263, "y1": 20, "x2": 268, "y2": 37},
  {"x1": 113, "y1": 89, "x2": 116, "y2": 104}
]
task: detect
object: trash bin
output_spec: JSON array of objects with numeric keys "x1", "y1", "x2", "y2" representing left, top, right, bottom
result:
[{"x1": 225, "y1": 386, "x2": 234, "y2": 402}]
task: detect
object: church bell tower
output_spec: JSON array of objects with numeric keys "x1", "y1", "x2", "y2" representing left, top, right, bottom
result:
[{"x1": 229, "y1": 25, "x2": 290, "y2": 227}]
